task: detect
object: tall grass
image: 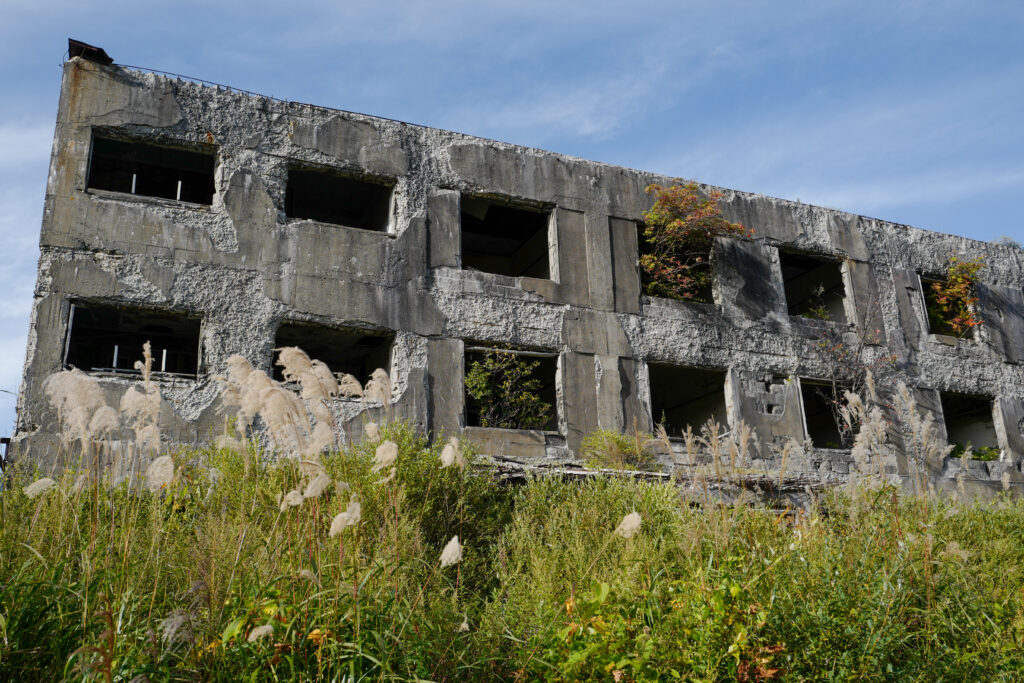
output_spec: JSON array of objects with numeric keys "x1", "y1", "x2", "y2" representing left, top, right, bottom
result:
[{"x1": 2, "y1": 351, "x2": 1023, "y2": 680}]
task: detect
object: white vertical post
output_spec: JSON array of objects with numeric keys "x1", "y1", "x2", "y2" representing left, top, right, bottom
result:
[
  {"x1": 161, "y1": 348, "x2": 167, "y2": 373},
  {"x1": 112, "y1": 345, "x2": 119, "y2": 369},
  {"x1": 176, "y1": 180, "x2": 182, "y2": 200},
  {"x1": 131, "y1": 173, "x2": 137, "y2": 194}
]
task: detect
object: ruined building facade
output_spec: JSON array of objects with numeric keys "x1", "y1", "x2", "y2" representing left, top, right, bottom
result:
[{"x1": 14, "y1": 48, "x2": 1024, "y2": 496}]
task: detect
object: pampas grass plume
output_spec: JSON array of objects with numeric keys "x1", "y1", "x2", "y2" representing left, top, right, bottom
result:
[
  {"x1": 279, "y1": 489, "x2": 304, "y2": 511},
  {"x1": 372, "y1": 440, "x2": 398, "y2": 473},
  {"x1": 440, "y1": 436, "x2": 466, "y2": 470},
  {"x1": 364, "y1": 422, "x2": 381, "y2": 442},
  {"x1": 24, "y1": 477, "x2": 56, "y2": 500},
  {"x1": 247, "y1": 624, "x2": 274, "y2": 643},
  {"x1": 440, "y1": 535, "x2": 462, "y2": 567},
  {"x1": 329, "y1": 499, "x2": 361, "y2": 537},
  {"x1": 615, "y1": 511, "x2": 642, "y2": 539},
  {"x1": 303, "y1": 472, "x2": 331, "y2": 499},
  {"x1": 146, "y1": 455, "x2": 175, "y2": 493}
]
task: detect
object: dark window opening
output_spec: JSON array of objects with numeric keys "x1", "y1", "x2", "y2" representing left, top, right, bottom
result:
[
  {"x1": 800, "y1": 379, "x2": 852, "y2": 448},
  {"x1": 65, "y1": 302, "x2": 202, "y2": 378},
  {"x1": 649, "y1": 364, "x2": 728, "y2": 438},
  {"x1": 274, "y1": 322, "x2": 393, "y2": 386},
  {"x1": 87, "y1": 135, "x2": 215, "y2": 204},
  {"x1": 780, "y1": 251, "x2": 847, "y2": 323},
  {"x1": 285, "y1": 167, "x2": 393, "y2": 231},
  {"x1": 464, "y1": 346, "x2": 557, "y2": 431},
  {"x1": 460, "y1": 195, "x2": 550, "y2": 278},
  {"x1": 940, "y1": 392, "x2": 999, "y2": 457}
]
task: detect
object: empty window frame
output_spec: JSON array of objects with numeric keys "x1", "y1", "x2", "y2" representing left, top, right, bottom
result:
[
  {"x1": 64, "y1": 302, "x2": 202, "y2": 378},
  {"x1": 460, "y1": 195, "x2": 550, "y2": 278},
  {"x1": 464, "y1": 346, "x2": 558, "y2": 431},
  {"x1": 274, "y1": 322, "x2": 394, "y2": 386},
  {"x1": 285, "y1": 167, "x2": 394, "y2": 231},
  {"x1": 940, "y1": 392, "x2": 999, "y2": 455},
  {"x1": 87, "y1": 134, "x2": 216, "y2": 204},
  {"x1": 799, "y1": 379, "x2": 851, "y2": 448},
  {"x1": 919, "y1": 274, "x2": 977, "y2": 338},
  {"x1": 648, "y1": 364, "x2": 728, "y2": 438},
  {"x1": 779, "y1": 251, "x2": 847, "y2": 323}
]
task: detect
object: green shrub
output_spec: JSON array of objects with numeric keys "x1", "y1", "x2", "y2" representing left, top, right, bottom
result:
[{"x1": 580, "y1": 429, "x2": 659, "y2": 471}]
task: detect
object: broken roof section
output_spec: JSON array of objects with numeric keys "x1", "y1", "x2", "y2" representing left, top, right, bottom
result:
[{"x1": 68, "y1": 39, "x2": 113, "y2": 65}]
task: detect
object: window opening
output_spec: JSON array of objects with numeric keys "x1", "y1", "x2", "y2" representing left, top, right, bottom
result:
[
  {"x1": 779, "y1": 251, "x2": 847, "y2": 322},
  {"x1": 799, "y1": 379, "x2": 852, "y2": 448},
  {"x1": 460, "y1": 195, "x2": 550, "y2": 278},
  {"x1": 648, "y1": 364, "x2": 728, "y2": 437},
  {"x1": 464, "y1": 345, "x2": 557, "y2": 430},
  {"x1": 940, "y1": 392, "x2": 999, "y2": 459},
  {"x1": 285, "y1": 167, "x2": 393, "y2": 231},
  {"x1": 87, "y1": 135, "x2": 215, "y2": 204},
  {"x1": 64, "y1": 302, "x2": 202, "y2": 378},
  {"x1": 274, "y1": 322, "x2": 393, "y2": 386}
]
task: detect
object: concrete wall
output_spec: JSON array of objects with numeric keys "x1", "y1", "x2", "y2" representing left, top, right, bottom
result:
[{"x1": 15, "y1": 57, "x2": 1024, "y2": 494}]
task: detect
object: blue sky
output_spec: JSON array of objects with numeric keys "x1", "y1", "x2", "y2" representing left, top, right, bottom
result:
[{"x1": 1, "y1": 1, "x2": 1022, "y2": 435}]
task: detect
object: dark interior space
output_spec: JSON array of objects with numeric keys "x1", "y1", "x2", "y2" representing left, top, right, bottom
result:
[
  {"x1": 87, "y1": 135, "x2": 216, "y2": 204},
  {"x1": 780, "y1": 251, "x2": 847, "y2": 322},
  {"x1": 940, "y1": 392, "x2": 998, "y2": 452},
  {"x1": 464, "y1": 347, "x2": 558, "y2": 430},
  {"x1": 285, "y1": 167, "x2": 393, "y2": 231},
  {"x1": 64, "y1": 302, "x2": 202, "y2": 377},
  {"x1": 274, "y1": 322, "x2": 393, "y2": 385},
  {"x1": 800, "y1": 379, "x2": 851, "y2": 448},
  {"x1": 648, "y1": 364, "x2": 728, "y2": 437},
  {"x1": 460, "y1": 195, "x2": 550, "y2": 278}
]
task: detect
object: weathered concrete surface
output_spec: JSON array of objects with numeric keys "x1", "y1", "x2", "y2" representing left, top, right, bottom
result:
[{"x1": 14, "y1": 57, "x2": 1024, "y2": 495}]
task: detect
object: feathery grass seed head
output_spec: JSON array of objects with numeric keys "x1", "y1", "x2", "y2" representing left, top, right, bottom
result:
[
  {"x1": 24, "y1": 477, "x2": 57, "y2": 500},
  {"x1": 615, "y1": 511, "x2": 642, "y2": 539},
  {"x1": 303, "y1": 472, "x2": 331, "y2": 499},
  {"x1": 372, "y1": 440, "x2": 399, "y2": 473},
  {"x1": 146, "y1": 455, "x2": 175, "y2": 493},
  {"x1": 279, "y1": 489, "x2": 304, "y2": 511},
  {"x1": 440, "y1": 535, "x2": 463, "y2": 567},
  {"x1": 329, "y1": 499, "x2": 362, "y2": 537},
  {"x1": 247, "y1": 624, "x2": 274, "y2": 643}
]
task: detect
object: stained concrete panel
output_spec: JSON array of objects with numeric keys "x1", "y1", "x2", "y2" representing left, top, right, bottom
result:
[
  {"x1": 427, "y1": 190, "x2": 460, "y2": 268},
  {"x1": 609, "y1": 217, "x2": 642, "y2": 314},
  {"x1": 714, "y1": 238, "x2": 784, "y2": 323},
  {"x1": 291, "y1": 115, "x2": 408, "y2": 177},
  {"x1": 846, "y1": 260, "x2": 886, "y2": 345},
  {"x1": 977, "y1": 284, "x2": 1024, "y2": 364},
  {"x1": 562, "y1": 351, "x2": 598, "y2": 454}
]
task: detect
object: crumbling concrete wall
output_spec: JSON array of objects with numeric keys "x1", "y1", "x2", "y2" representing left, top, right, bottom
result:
[{"x1": 15, "y1": 57, "x2": 1024, "y2": 497}]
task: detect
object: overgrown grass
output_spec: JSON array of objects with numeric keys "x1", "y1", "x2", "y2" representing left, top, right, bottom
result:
[{"x1": 3, "y1": 425, "x2": 1024, "y2": 681}]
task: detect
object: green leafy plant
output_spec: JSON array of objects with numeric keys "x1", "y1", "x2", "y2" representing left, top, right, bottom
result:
[
  {"x1": 924, "y1": 256, "x2": 984, "y2": 337},
  {"x1": 464, "y1": 349, "x2": 552, "y2": 430},
  {"x1": 802, "y1": 283, "x2": 832, "y2": 321},
  {"x1": 639, "y1": 183, "x2": 750, "y2": 302},
  {"x1": 580, "y1": 429, "x2": 658, "y2": 471},
  {"x1": 950, "y1": 443, "x2": 1002, "y2": 461}
]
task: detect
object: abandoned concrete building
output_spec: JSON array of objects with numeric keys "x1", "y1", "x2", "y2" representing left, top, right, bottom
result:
[{"x1": 13, "y1": 43, "x2": 1024, "y2": 496}]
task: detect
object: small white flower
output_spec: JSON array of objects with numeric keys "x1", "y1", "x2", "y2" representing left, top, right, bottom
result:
[
  {"x1": 457, "y1": 616, "x2": 470, "y2": 632},
  {"x1": 24, "y1": 477, "x2": 56, "y2": 500},
  {"x1": 146, "y1": 455, "x2": 175, "y2": 493},
  {"x1": 329, "y1": 499, "x2": 362, "y2": 537},
  {"x1": 247, "y1": 624, "x2": 274, "y2": 642},
  {"x1": 279, "y1": 489, "x2": 304, "y2": 512},
  {"x1": 371, "y1": 440, "x2": 398, "y2": 473},
  {"x1": 614, "y1": 511, "x2": 642, "y2": 539},
  {"x1": 440, "y1": 535, "x2": 463, "y2": 567}
]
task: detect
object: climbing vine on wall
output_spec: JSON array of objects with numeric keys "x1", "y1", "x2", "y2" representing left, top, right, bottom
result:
[
  {"x1": 465, "y1": 349, "x2": 552, "y2": 430},
  {"x1": 639, "y1": 183, "x2": 750, "y2": 302},
  {"x1": 924, "y1": 256, "x2": 984, "y2": 337}
]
